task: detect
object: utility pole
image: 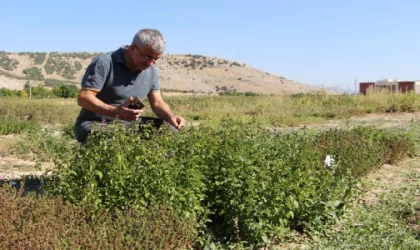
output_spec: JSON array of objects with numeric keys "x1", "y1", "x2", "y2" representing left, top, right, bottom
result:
[
  {"x1": 354, "y1": 78, "x2": 357, "y2": 94},
  {"x1": 29, "y1": 80, "x2": 32, "y2": 99}
]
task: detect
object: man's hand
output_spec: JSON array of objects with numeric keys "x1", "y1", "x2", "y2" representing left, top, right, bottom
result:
[
  {"x1": 147, "y1": 91, "x2": 186, "y2": 130},
  {"x1": 168, "y1": 115, "x2": 185, "y2": 130},
  {"x1": 115, "y1": 97, "x2": 144, "y2": 121}
]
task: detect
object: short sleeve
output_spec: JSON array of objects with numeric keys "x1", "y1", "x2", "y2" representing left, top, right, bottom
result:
[{"x1": 80, "y1": 58, "x2": 109, "y2": 91}]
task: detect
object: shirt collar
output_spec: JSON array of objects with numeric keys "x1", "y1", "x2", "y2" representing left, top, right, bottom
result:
[{"x1": 113, "y1": 46, "x2": 126, "y2": 64}]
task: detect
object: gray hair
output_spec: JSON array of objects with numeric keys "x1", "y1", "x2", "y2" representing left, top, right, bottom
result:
[{"x1": 132, "y1": 29, "x2": 166, "y2": 54}]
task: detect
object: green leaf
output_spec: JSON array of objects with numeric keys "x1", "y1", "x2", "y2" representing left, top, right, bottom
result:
[{"x1": 95, "y1": 170, "x2": 103, "y2": 180}]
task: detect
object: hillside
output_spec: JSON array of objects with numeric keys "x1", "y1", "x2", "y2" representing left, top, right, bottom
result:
[{"x1": 0, "y1": 51, "x2": 325, "y2": 95}]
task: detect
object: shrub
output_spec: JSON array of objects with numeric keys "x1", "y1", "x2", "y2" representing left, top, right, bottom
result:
[
  {"x1": 0, "y1": 88, "x2": 18, "y2": 97},
  {"x1": 0, "y1": 184, "x2": 197, "y2": 249},
  {"x1": 52, "y1": 84, "x2": 79, "y2": 98},
  {"x1": 23, "y1": 84, "x2": 51, "y2": 98},
  {"x1": 44, "y1": 122, "x2": 210, "y2": 230},
  {"x1": 0, "y1": 52, "x2": 19, "y2": 71},
  {"x1": 30, "y1": 52, "x2": 47, "y2": 65},
  {"x1": 22, "y1": 67, "x2": 44, "y2": 80},
  {"x1": 41, "y1": 120, "x2": 415, "y2": 248}
]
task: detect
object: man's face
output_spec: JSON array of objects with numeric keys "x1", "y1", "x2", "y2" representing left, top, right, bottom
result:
[{"x1": 130, "y1": 44, "x2": 162, "y2": 71}]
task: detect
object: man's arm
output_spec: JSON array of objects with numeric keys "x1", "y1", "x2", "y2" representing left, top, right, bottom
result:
[
  {"x1": 77, "y1": 89, "x2": 142, "y2": 121},
  {"x1": 147, "y1": 90, "x2": 185, "y2": 129}
]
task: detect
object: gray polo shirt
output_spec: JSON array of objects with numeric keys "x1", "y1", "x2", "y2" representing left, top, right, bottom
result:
[{"x1": 75, "y1": 46, "x2": 160, "y2": 142}]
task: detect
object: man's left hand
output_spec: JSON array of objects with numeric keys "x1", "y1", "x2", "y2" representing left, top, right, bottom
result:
[{"x1": 169, "y1": 115, "x2": 185, "y2": 130}]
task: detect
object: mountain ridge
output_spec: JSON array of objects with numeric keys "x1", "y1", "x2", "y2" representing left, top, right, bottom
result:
[{"x1": 0, "y1": 51, "x2": 327, "y2": 95}]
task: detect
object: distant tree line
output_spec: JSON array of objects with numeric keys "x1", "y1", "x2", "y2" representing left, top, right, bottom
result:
[{"x1": 0, "y1": 83, "x2": 79, "y2": 98}]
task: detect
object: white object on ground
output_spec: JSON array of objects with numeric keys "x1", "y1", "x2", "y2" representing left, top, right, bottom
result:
[{"x1": 324, "y1": 155, "x2": 335, "y2": 167}]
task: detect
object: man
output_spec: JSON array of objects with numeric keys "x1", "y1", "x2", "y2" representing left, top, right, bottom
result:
[{"x1": 75, "y1": 28, "x2": 185, "y2": 143}]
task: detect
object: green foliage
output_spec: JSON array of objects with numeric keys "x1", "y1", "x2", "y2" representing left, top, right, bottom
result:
[
  {"x1": 44, "y1": 78, "x2": 77, "y2": 87},
  {"x1": 14, "y1": 127, "x2": 71, "y2": 162},
  {"x1": 42, "y1": 120, "x2": 415, "y2": 248},
  {"x1": 44, "y1": 122, "x2": 210, "y2": 233},
  {"x1": 60, "y1": 52, "x2": 100, "y2": 60},
  {"x1": 398, "y1": 90, "x2": 419, "y2": 112},
  {"x1": 0, "y1": 88, "x2": 22, "y2": 97},
  {"x1": 318, "y1": 164, "x2": 420, "y2": 249},
  {"x1": 22, "y1": 67, "x2": 44, "y2": 80},
  {"x1": 218, "y1": 90, "x2": 261, "y2": 96},
  {"x1": 0, "y1": 118, "x2": 39, "y2": 135},
  {"x1": 74, "y1": 60, "x2": 83, "y2": 71},
  {"x1": 0, "y1": 93, "x2": 419, "y2": 248},
  {"x1": 244, "y1": 91, "x2": 260, "y2": 96},
  {"x1": 0, "y1": 184, "x2": 197, "y2": 249},
  {"x1": 61, "y1": 122, "x2": 75, "y2": 139},
  {"x1": 24, "y1": 83, "x2": 52, "y2": 98},
  {"x1": 4, "y1": 83, "x2": 79, "y2": 99},
  {"x1": 52, "y1": 84, "x2": 79, "y2": 98},
  {"x1": 352, "y1": 126, "x2": 416, "y2": 164},
  {"x1": 30, "y1": 52, "x2": 47, "y2": 65},
  {"x1": 0, "y1": 51, "x2": 19, "y2": 71},
  {"x1": 0, "y1": 98, "x2": 79, "y2": 125},
  {"x1": 0, "y1": 69, "x2": 27, "y2": 80},
  {"x1": 44, "y1": 53, "x2": 77, "y2": 79}
]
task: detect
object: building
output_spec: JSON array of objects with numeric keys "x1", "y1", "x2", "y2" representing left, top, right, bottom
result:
[
  {"x1": 359, "y1": 79, "x2": 420, "y2": 95},
  {"x1": 359, "y1": 82, "x2": 375, "y2": 95}
]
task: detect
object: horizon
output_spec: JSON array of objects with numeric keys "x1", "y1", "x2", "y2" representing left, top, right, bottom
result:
[{"x1": 2, "y1": 0, "x2": 419, "y2": 91}]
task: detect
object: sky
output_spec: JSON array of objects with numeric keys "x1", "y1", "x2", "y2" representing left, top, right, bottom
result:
[{"x1": 1, "y1": 0, "x2": 419, "y2": 91}]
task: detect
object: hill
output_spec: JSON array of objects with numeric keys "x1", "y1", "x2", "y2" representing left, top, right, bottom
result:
[{"x1": 0, "y1": 51, "x2": 326, "y2": 95}]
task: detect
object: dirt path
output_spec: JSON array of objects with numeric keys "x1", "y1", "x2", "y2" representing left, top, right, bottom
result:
[
  {"x1": 296, "y1": 111, "x2": 420, "y2": 130},
  {"x1": 362, "y1": 158, "x2": 420, "y2": 206},
  {"x1": 0, "y1": 156, "x2": 53, "y2": 180}
]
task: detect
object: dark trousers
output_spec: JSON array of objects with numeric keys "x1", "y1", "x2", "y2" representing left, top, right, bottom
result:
[{"x1": 76, "y1": 117, "x2": 164, "y2": 143}]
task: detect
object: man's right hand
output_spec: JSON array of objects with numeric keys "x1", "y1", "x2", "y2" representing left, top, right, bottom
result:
[
  {"x1": 114, "y1": 96, "x2": 144, "y2": 121},
  {"x1": 78, "y1": 90, "x2": 143, "y2": 121}
]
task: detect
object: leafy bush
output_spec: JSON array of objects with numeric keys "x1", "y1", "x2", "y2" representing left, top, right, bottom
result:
[
  {"x1": 52, "y1": 84, "x2": 79, "y2": 98},
  {"x1": 61, "y1": 122, "x2": 76, "y2": 139},
  {"x1": 0, "y1": 88, "x2": 20, "y2": 97},
  {"x1": 42, "y1": 120, "x2": 415, "y2": 248},
  {"x1": 397, "y1": 90, "x2": 419, "y2": 112},
  {"x1": 45, "y1": 122, "x2": 209, "y2": 225},
  {"x1": 23, "y1": 84, "x2": 52, "y2": 98},
  {"x1": 74, "y1": 61, "x2": 83, "y2": 71}
]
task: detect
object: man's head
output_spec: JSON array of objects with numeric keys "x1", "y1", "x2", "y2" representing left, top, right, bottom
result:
[{"x1": 127, "y1": 29, "x2": 166, "y2": 71}]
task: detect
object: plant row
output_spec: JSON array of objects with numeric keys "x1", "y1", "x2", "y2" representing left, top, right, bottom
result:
[{"x1": 39, "y1": 121, "x2": 415, "y2": 248}]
